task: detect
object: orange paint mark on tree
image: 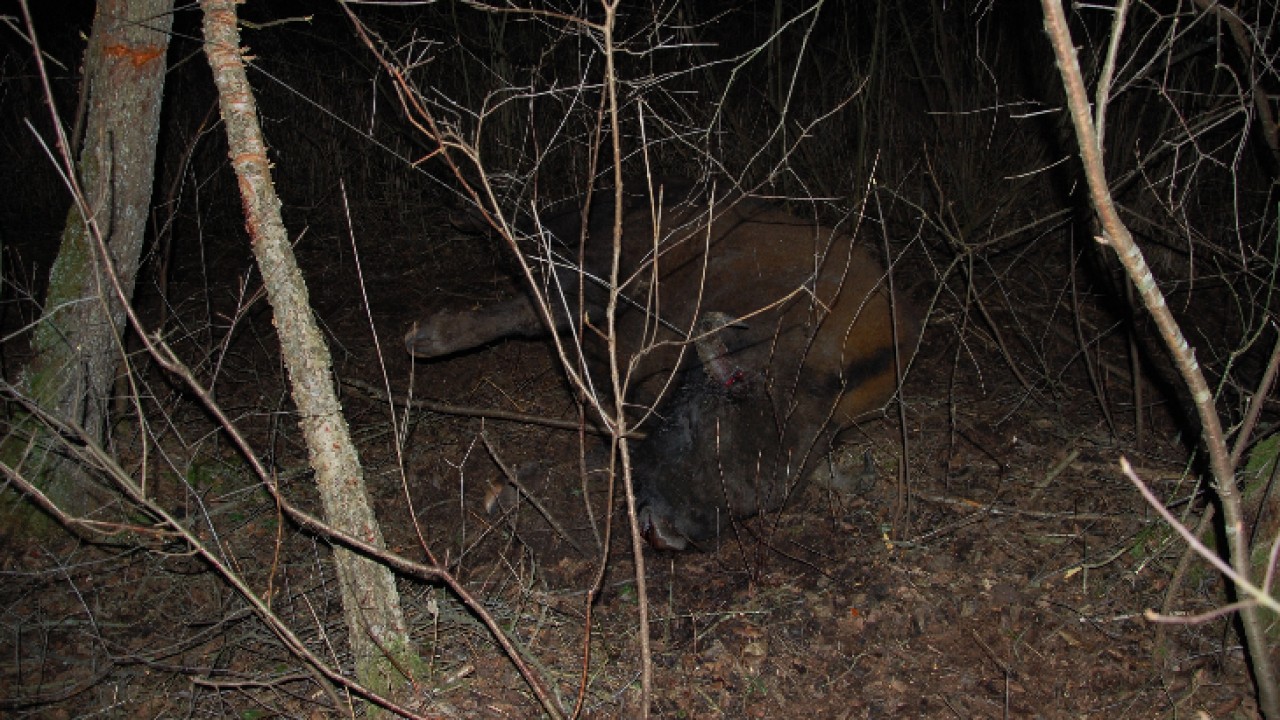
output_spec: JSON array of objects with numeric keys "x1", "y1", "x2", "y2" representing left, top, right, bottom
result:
[{"x1": 103, "y1": 44, "x2": 165, "y2": 68}]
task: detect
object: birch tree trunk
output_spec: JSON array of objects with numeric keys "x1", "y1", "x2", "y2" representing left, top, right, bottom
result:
[
  {"x1": 10, "y1": 0, "x2": 174, "y2": 524},
  {"x1": 200, "y1": 0, "x2": 416, "y2": 708}
]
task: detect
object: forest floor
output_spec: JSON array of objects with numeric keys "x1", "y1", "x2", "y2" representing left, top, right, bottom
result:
[{"x1": 0, "y1": 200, "x2": 1262, "y2": 719}]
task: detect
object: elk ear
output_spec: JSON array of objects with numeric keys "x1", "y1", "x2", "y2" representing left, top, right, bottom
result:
[
  {"x1": 694, "y1": 312, "x2": 749, "y2": 386},
  {"x1": 638, "y1": 503, "x2": 691, "y2": 551}
]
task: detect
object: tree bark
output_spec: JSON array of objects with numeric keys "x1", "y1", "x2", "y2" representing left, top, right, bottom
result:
[
  {"x1": 12, "y1": 0, "x2": 174, "y2": 522},
  {"x1": 200, "y1": 0, "x2": 416, "y2": 708}
]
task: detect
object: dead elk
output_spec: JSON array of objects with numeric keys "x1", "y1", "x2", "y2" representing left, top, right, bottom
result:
[{"x1": 405, "y1": 190, "x2": 921, "y2": 550}]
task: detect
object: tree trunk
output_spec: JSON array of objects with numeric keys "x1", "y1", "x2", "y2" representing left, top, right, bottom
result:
[
  {"x1": 11, "y1": 0, "x2": 174, "y2": 523},
  {"x1": 200, "y1": 0, "x2": 416, "y2": 709}
]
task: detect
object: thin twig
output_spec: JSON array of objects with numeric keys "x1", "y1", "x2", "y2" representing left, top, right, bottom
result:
[
  {"x1": 341, "y1": 376, "x2": 617, "y2": 436},
  {"x1": 480, "y1": 431, "x2": 590, "y2": 557}
]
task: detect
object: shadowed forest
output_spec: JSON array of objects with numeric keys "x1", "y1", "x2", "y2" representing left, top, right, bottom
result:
[{"x1": 3, "y1": 0, "x2": 1280, "y2": 717}]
